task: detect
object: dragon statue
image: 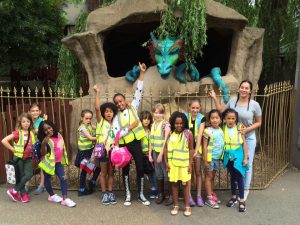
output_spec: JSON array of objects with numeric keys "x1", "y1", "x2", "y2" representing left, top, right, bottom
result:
[{"x1": 126, "y1": 32, "x2": 230, "y2": 103}]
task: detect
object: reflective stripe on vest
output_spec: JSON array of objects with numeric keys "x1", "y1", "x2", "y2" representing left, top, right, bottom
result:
[
  {"x1": 206, "y1": 127, "x2": 224, "y2": 162},
  {"x1": 39, "y1": 134, "x2": 69, "y2": 175},
  {"x1": 118, "y1": 108, "x2": 146, "y2": 144},
  {"x1": 150, "y1": 121, "x2": 165, "y2": 153},
  {"x1": 77, "y1": 124, "x2": 94, "y2": 150},
  {"x1": 167, "y1": 132, "x2": 189, "y2": 167},
  {"x1": 14, "y1": 131, "x2": 36, "y2": 158},
  {"x1": 224, "y1": 125, "x2": 243, "y2": 150}
]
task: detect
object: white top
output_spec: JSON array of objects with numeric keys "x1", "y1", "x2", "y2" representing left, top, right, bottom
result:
[{"x1": 112, "y1": 80, "x2": 144, "y2": 138}]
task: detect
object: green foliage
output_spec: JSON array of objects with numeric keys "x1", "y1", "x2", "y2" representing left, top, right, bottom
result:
[
  {"x1": 154, "y1": 0, "x2": 207, "y2": 67},
  {"x1": 0, "y1": 0, "x2": 65, "y2": 76},
  {"x1": 216, "y1": 0, "x2": 259, "y2": 27},
  {"x1": 100, "y1": 0, "x2": 117, "y2": 7},
  {"x1": 280, "y1": 0, "x2": 299, "y2": 70},
  {"x1": 216, "y1": 0, "x2": 298, "y2": 82},
  {"x1": 56, "y1": 11, "x2": 88, "y2": 97}
]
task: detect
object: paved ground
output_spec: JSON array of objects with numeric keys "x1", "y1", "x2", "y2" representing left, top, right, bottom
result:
[{"x1": 0, "y1": 169, "x2": 300, "y2": 225}]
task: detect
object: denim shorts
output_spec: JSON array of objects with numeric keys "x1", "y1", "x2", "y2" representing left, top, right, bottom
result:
[{"x1": 208, "y1": 159, "x2": 220, "y2": 172}]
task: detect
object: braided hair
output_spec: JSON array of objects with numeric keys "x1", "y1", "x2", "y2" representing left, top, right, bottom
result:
[{"x1": 234, "y1": 80, "x2": 253, "y2": 111}]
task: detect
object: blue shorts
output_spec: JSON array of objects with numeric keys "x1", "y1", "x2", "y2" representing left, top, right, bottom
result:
[{"x1": 208, "y1": 159, "x2": 220, "y2": 172}]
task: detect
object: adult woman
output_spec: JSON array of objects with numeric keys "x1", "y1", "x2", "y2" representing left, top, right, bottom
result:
[
  {"x1": 209, "y1": 80, "x2": 262, "y2": 200},
  {"x1": 112, "y1": 62, "x2": 150, "y2": 206}
]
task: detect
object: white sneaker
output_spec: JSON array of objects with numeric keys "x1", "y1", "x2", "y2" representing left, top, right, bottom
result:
[
  {"x1": 48, "y1": 194, "x2": 63, "y2": 203},
  {"x1": 244, "y1": 190, "x2": 250, "y2": 201},
  {"x1": 61, "y1": 198, "x2": 76, "y2": 207}
]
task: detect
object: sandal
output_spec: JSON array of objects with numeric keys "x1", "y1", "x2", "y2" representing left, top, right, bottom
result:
[
  {"x1": 184, "y1": 206, "x2": 192, "y2": 217},
  {"x1": 171, "y1": 206, "x2": 179, "y2": 215},
  {"x1": 239, "y1": 201, "x2": 246, "y2": 212},
  {"x1": 226, "y1": 197, "x2": 238, "y2": 207}
]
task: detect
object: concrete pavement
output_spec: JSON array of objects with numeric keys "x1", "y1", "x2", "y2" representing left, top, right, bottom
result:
[{"x1": 0, "y1": 169, "x2": 300, "y2": 225}]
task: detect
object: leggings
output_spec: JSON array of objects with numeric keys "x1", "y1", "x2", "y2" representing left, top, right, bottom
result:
[
  {"x1": 120, "y1": 139, "x2": 144, "y2": 179},
  {"x1": 14, "y1": 157, "x2": 33, "y2": 193},
  {"x1": 227, "y1": 161, "x2": 244, "y2": 199},
  {"x1": 44, "y1": 163, "x2": 67, "y2": 196}
]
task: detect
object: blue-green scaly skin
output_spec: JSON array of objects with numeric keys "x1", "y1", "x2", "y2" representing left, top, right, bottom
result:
[{"x1": 125, "y1": 33, "x2": 229, "y2": 103}]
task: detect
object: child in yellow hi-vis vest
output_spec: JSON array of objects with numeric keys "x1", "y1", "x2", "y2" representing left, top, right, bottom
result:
[
  {"x1": 2, "y1": 113, "x2": 36, "y2": 203},
  {"x1": 75, "y1": 109, "x2": 96, "y2": 196},
  {"x1": 165, "y1": 111, "x2": 194, "y2": 217},
  {"x1": 149, "y1": 103, "x2": 171, "y2": 205},
  {"x1": 222, "y1": 108, "x2": 248, "y2": 212},
  {"x1": 202, "y1": 109, "x2": 224, "y2": 209},
  {"x1": 92, "y1": 85, "x2": 118, "y2": 205},
  {"x1": 139, "y1": 110, "x2": 158, "y2": 199},
  {"x1": 38, "y1": 120, "x2": 76, "y2": 207}
]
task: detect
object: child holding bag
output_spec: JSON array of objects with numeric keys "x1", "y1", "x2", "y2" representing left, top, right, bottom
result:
[{"x1": 2, "y1": 113, "x2": 36, "y2": 203}]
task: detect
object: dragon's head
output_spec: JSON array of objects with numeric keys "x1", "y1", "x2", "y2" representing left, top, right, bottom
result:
[{"x1": 148, "y1": 32, "x2": 184, "y2": 79}]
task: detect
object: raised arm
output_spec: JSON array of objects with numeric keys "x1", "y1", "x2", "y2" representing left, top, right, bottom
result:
[
  {"x1": 131, "y1": 62, "x2": 147, "y2": 110},
  {"x1": 93, "y1": 85, "x2": 101, "y2": 123},
  {"x1": 209, "y1": 90, "x2": 227, "y2": 113}
]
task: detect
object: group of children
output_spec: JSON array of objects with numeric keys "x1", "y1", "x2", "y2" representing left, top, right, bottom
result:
[
  {"x1": 2, "y1": 103, "x2": 76, "y2": 207},
  {"x1": 2, "y1": 93, "x2": 249, "y2": 215}
]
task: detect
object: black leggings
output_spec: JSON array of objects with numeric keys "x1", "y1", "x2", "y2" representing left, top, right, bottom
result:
[
  {"x1": 120, "y1": 139, "x2": 144, "y2": 179},
  {"x1": 228, "y1": 161, "x2": 244, "y2": 199}
]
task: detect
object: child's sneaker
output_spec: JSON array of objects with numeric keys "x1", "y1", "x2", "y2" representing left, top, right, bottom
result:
[
  {"x1": 138, "y1": 194, "x2": 150, "y2": 206},
  {"x1": 7, "y1": 188, "x2": 19, "y2": 202},
  {"x1": 108, "y1": 192, "x2": 117, "y2": 205},
  {"x1": 197, "y1": 196, "x2": 204, "y2": 207},
  {"x1": 101, "y1": 192, "x2": 110, "y2": 205},
  {"x1": 61, "y1": 198, "x2": 76, "y2": 208},
  {"x1": 48, "y1": 194, "x2": 63, "y2": 203},
  {"x1": 20, "y1": 193, "x2": 30, "y2": 203},
  {"x1": 212, "y1": 192, "x2": 221, "y2": 204},
  {"x1": 150, "y1": 189, "x2": 158, "y2": 199},
  {"x1": 189, "y1": 196, "x2": 196, "y2": 207},
  {"x1": 205, "y1": 198, "x2": 220, "y2": 209},
  {"x1": 34, "y1": 186, "x2": 45, "y2": 195}
]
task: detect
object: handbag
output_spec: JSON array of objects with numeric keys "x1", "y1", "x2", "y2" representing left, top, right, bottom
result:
[
  {"x1": 111, "y1": 131, "x2": 132, "y2": 168},
  {"x1": 5, "y1": 160, "x2": 19, "y2": 185}
]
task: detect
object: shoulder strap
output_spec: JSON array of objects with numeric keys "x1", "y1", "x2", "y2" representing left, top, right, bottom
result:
[{"x1": 24, "y1": 131, "x2": 30, "y2": 150}]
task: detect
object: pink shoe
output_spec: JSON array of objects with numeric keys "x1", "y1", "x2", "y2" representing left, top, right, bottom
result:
[
  {"x1": 20, "y1": 193, "x2": 30, "y2": 203},
  {"x1": 7, "y1": 188, "x2": 19, "y2": 202},
  {"x1": 212, "y1": 192, "x2": 221, "y2": 204}
]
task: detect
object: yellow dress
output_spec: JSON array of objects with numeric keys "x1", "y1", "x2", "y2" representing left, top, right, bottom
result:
[{"x1": 167, "y1": 132, "x2": 191, "y2": 183}]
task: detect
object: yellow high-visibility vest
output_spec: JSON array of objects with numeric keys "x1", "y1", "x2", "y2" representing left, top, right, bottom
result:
[
  {"x1": 167, "y1": 131, "x2": 190, "y2": 167},
  {"x1": 14, "y1": 131, "x2": 36, "y2": 158},
  {"x1": 117, "y1": 108, "x2": 145, "y2": 144},
  {"x1": 150, "y1": 121, "x2": 165, "y2": 153},
  {"x1": 39, "y1": 134, "x2": 69, "y2": 175},
  {"x1": 224, "y1": 124, "x2": 243, "y2": 150},
  {"x1": 77, "y1": 124, "x2": 95, "y2": 151}
]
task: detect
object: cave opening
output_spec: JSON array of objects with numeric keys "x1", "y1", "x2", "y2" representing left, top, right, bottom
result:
[{"x1": 103, "y1": 19, "x2": 233, "y2": 78}]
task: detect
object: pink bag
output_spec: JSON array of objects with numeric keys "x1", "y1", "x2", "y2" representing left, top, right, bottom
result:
[{"x1": 111, "y1": 131, "x2": 132, "y2": 168}]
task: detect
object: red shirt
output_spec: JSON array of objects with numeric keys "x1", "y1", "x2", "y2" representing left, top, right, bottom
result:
[{"x1": 12, "y1": 131, "x2": 33, "y2": 159}]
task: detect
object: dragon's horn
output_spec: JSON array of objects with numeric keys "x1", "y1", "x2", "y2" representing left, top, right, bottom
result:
[{"x1": 150, "y1": 32, "x2": 158, "y2": 43}]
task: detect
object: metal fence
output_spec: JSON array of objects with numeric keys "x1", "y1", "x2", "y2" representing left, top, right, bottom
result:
[{"x1": 0, "y1": 81, "x2": 295, "y2": 190}]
